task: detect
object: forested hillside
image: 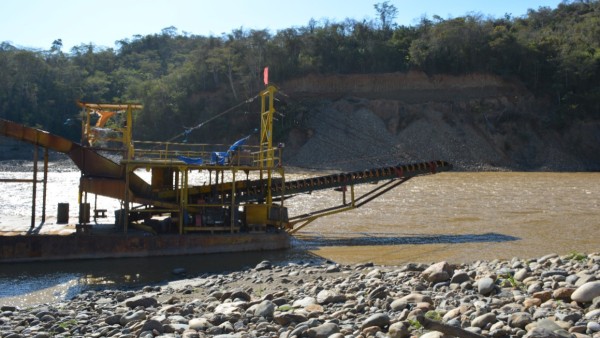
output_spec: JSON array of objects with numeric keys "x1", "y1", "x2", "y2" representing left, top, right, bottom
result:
[{"x1": 0, "y1": 1, "x2": 598, "y2": 170}]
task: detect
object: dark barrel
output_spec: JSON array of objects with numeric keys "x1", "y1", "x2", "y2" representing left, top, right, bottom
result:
[
  {"x1": 79, "y1": 203, "x2": 90, "y2": 223},
  {"x1": 57, "y1": 203, "x2": 69, "y2": 224}
]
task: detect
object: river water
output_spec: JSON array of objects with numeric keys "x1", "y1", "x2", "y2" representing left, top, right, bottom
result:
[{"x1": 0, "y1": 170, "x2": 598, "y2": 307}]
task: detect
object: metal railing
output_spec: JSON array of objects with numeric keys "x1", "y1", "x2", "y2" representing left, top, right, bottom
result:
[{"x1": 130, "y1": 140, "x2": 282, "y2": 168}]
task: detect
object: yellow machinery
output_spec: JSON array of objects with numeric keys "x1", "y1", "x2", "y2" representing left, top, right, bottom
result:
[
  {"x1": 74, "y1": 86, "x2": 292, "y2": 234},
  {"x1": 1, "y1": 85, "x2": 452, "y2": 237},
  {"x1": 78, "y1": 102, "x2": 142, "y2": 159}
]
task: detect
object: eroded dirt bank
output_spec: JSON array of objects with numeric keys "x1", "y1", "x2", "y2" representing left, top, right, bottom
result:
[{"x1": 280, "y1": 72, "x2": 599, "y2": 171}]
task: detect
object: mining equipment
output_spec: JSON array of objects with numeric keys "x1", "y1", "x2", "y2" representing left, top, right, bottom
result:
[{"x1": 0, "y1": 85, "x2": 452, "y2": 262}]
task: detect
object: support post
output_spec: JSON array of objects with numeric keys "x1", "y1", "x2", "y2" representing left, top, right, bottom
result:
[
  {"x1": 231, "y1": 169, "x2": 236, "y2": 233},
  {"x1": 124, "y1": 165, "x2": 130, "y2": 234},
  {"x1": 42, "y1": 147, "x2": 48, "y2": 223},
  {"x1": 125, "y1": 104, "x2": 134, "y2": 160},
  {"x1": 259, "y1": 85, "x2": 277, "y2": 205},
  {"x1": 31, "y1": 146, "x2": 38, "y2": 229},
  {"x1": 178, "y1": 167, "x2": 188, "y2": 234}
]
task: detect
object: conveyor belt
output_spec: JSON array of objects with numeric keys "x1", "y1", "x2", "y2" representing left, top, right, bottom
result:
[
  {"x1": 1, "y1": 118, "x2": 451, "y2": 206},
  {"x1": 232, "y1": 160, "x2": 451, "y2": 201}
]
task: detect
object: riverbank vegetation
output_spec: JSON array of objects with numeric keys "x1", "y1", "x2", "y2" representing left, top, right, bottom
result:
[{"x1": 0, "y1": 0, "x2": 598, "y2": 143}]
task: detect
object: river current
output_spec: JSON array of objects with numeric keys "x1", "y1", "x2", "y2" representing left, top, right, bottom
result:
[{"x1": 0, "y1": 170, "x2": 598, "y2": 306}]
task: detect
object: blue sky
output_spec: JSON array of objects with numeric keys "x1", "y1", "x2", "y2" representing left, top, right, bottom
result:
[{"x1": 1, "y1": 0, "x2": 563, "y2": 52}]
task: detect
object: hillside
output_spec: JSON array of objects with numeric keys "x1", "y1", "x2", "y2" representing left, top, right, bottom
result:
[
  {"x1": 278, "y1": 72, "x2": 600, "y2": 171},
  {"x1": 1, "y1": 71, "x2": 598, "y2": 172},
  {"x1": 2, "y1": 1, "x2": 599, "y2": 171}
]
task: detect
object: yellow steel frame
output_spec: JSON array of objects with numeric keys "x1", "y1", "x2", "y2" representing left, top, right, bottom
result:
[
  {"x1": 119, "y1": 160, "x2": 288, "y2": 235},
  {"x1": 259, "y1": 85, "x2": 276, "y2": 168},
  {"x1": 78, "y1": 88, "x2": 291, "y2": 234},
  {"x1": 78, "y1": 102, "x2": 142, "y2": 160},
  {"x1": 286, "y1": 177, "x2": 412, "y2": 234},
  {"x1": 287, "y1": 185, "x2": 356, "y2": 234},
  {"x1": 259, "y1": 85, "x2": 277, "y2": 205}
]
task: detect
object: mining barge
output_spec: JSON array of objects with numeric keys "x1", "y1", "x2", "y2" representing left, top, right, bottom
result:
[{"x1": 0, "y1": 86, "x2": 451, "y2": 262}]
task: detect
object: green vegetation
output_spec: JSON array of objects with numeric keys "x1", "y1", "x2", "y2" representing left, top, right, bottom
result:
[
  {"x1": 424, "y1": 310, "x2": 442, "y2": 322},
  {"x1": 407, "y1": 312, "x2": 443, "y2": 331},
  {"x1": 408, "y1": 318, "x2": 422, "y2": 330},
  {"x1": 0, "y1": 1, "x2": 598, "y2": 143},
  {"x1": 277, "y1": 304, "x2": 293, "y2": 312},
  {"x1": 566, "y1": 251, "x2": 587, "y2": 261},
  {"x1": 500, "y1": 273, "x2": 524, "y2": 290},
  {"x1": 58, "y1": 319, "x2": 77, "y2": 329}
]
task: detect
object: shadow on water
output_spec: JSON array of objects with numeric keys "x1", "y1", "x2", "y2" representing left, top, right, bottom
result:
[
  {"x1": 294, "y1": 232, "x2": 520, "y2": 248},
  {"x1": 0, "y1": 248, "x2": 326, "y2": 302}
]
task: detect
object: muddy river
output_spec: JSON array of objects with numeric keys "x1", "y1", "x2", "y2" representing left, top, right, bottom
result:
[{"x1": 0, "y1": 170, "x2": 598, "y2": 306}]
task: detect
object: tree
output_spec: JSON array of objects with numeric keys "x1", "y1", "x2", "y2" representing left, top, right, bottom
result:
[
  {"x1": 50, "y1": 39, "x2": 63, "y2": 54},
  {"x1": 1, "y1": 0, "x2": 599, "y2": 143},
  {"x1": 374, "y1": 1, "x2": 398, "y2": 31},
  {"x1": 408, "y1": 15, "x2": 491, "y2": 74}
]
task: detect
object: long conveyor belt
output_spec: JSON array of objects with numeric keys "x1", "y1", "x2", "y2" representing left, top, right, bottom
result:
[
  {"x1": 230, "y1": 160, "x2": 452, "y2": 202},
  {"x1": 1, "y1": 118, "x2": 451, "y2": 206}
]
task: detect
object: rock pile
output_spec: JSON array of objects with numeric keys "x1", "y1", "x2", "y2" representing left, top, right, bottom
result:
[{"x1": 1, "y1": 253, "x2": 599, "y2": 338}]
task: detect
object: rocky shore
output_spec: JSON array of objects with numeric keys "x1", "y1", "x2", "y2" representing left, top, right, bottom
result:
[{"x1": 1, "y1": 253, "x2": 599, "y2": 338}]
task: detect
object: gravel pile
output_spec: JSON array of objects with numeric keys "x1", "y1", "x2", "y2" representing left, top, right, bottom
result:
[
  {"x1": 285, "y1": 95, "x2": 589, "y2": 172},
  {"x1": 1, "y1": 252, "x2": 599, "y2": 338},
  {"x1": 288, "y1": 101, "x2": 400, "y2": 171},
  {"x1": 286, "y1": 98, "x2": 507, "y2": 172}
]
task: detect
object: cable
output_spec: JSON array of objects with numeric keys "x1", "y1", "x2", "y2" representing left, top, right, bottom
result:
[{"x1": 162, "y1": 94, "x2": 259, "y2": 144}]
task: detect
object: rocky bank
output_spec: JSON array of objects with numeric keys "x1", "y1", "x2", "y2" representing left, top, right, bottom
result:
[{"x1": 1, "y1": 252, "x2": 599, "y2": 338}]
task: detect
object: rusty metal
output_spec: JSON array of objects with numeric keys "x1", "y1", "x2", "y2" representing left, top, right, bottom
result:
[
  {"x1": 1, "y1": 116, "x2": 451, "y2": 237},
  {"x1": 31, "y1": 146, "x2": 37, "y2": 229},
  {"x1": 0, "y1": 86, "x2": 452, "y2": 262},
  {"x1": 0, "y1": 119, "x2": 73, "y2": 153},
  {"x1": 0, "y1": 179, "x2": 41, "y2": 183},
  {"x1": 0, "y1": 139, "x2": 49, "y2": 230},
  {"x1": 0, "y1": 232, "x2": 290, "y2": 263},
  {"x1": 42, "y1": 148, "x2": 48, "y2": 223}
]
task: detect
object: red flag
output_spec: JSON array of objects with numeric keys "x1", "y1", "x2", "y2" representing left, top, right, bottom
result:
[{"x1": 263, "y1": 67, "x2": 269, "y2": 85}]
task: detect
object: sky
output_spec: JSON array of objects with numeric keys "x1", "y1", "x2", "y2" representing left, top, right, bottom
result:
[{"x1": 1, "y1": 0, "x2": 564, "y2": 52}]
